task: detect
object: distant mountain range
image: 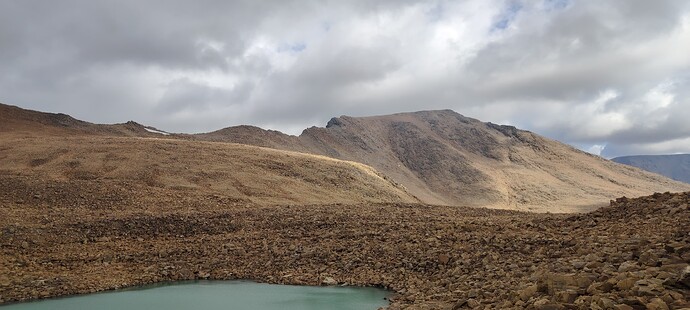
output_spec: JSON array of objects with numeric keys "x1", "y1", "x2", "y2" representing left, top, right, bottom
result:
[
  {"x1": 612, "y1": 154, "x2": 690, "y2": 184},
  {"x1": 2, "y1": 102, "x2": 689, "y2": 212}
]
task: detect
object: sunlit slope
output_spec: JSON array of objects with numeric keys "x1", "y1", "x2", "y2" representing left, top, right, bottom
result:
[{"x1": 0, "y1": 133, "x2": 417, "y2": 206}]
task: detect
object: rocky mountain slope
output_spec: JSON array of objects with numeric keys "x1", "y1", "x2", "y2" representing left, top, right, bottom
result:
[
  {"x1": 197, "y1": 110, "x2": 690, "y2": 212},
  {"x1": 613, "y1": 154, "x2": 690, "y2": 184}
]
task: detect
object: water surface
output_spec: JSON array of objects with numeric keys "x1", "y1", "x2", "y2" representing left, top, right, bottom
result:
[{"x1": 1, "y1": 281, "x2": 390, "y2": 310}]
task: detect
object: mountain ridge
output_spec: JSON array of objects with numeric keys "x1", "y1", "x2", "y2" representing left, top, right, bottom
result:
[
  {"x1": 613, "y1": 154, "x2": 690, "y2": 184},
  {"x1": 3, "y1": 102, "x2": 689, "y2": 212},
  {"x1": 195, "y1": 109, "x2": 690, "y2": 211}
]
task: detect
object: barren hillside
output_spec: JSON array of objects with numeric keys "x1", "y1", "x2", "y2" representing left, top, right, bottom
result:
[
  {"x1": 4, "y1": 103, "x2": 689, "y2": 212},
  {"x1": 0, "y1": 103, "x2": 172, "y2": 138},
  {"x1": 0, "y1": 136, "x2": 417, "y2": 207},
  {"x1": 197, "y1": 110, "x2": 690, "y2": 212}
]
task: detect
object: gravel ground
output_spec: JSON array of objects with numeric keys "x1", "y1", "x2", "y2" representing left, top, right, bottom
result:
[{"x1": 1, "y1": 174, "x2": 689, "y2": 309}]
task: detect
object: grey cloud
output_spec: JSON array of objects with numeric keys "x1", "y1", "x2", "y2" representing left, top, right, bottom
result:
[{"x1": 1, "y1": 0, "x2": 690, "y2": 156}]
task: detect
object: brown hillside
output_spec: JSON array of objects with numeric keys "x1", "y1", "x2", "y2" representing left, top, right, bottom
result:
[
  {"x1": 0, "y1": 103, "x2": 172, "y2": 138},
  {"x1": 0, "y1": 132, "x2": 417, "y2": 206},
  {"x1": 198, "y1": 110, "x2": 690, "y2": 212}
]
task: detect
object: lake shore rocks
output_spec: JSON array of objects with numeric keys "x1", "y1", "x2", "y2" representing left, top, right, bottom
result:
[{"x1": 0, "y1": 175, "x2": 688, "y2": 309}]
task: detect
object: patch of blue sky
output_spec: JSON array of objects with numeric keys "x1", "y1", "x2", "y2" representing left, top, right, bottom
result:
[
  {"x1": 277, "y1": 42, "x2": 307, "y2": 53},
  {"x1": 543, "y1": 0, "x2": 570, "y2": 11},
  {"x1": 491, "y1": 1, "x2": 522, "y2": 32},
  {"x1": 425, "y1": 3, "x2": 444, "y2": 22}
]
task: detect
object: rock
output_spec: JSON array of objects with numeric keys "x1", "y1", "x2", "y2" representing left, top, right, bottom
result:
[
  {"x1": 639, "y1": 250, "x2": 660, "y2": 267},
  {"x1": 616, "y1": 277, "x2": 638, "y2": 291},
  {"x1": 438, "y1": 254, "x2": 450, "y2": 265},
  {"x1": 596, "y1": 297, "x2": 615, "y2": 309},
  {"x1": 645, "y1": 298, "x2": 669, "y2": 310},
  {"x1": 466, "y1": 298, "x2": 480, "y2": 308},
  {"x1": 618, "y1": 261, "x2": 639, "y2": 272},
  {"x1": 680, "y1": 265, "x2": 690, "y2": 288},
  {"x1": 555, "y1": 289, "x2": 579, "y2": 304},
  {"x1": 540, "y1": 273, "x2": 593, "y2": 294},
  {"x1": 518, "y1": 284, "x2": 539, "y2": 301},
  {"x1": 197, "y1": 271, "x2": 210, "y2": 279},
  {"x1": 467, "y1": 289, "x2": 479, "y2": 298},
  {"x1": 614, "y1": 305, "x2": 634, "y2": 310},
  {"x1": 451, "y1": 299, "x2": 467, "y2": 309},
  {"x1": 571, "y1": 260, "x2": 586, "y2": 269},
  {"x1": 633, "y1": 279, "x2": 664, "y2": 297},
  {"x1": 322, "y1": 277, "x2": 337, "y2": 285},
  {"x1": 534, "y1": 298, "x2": 563, "y2": 310}
]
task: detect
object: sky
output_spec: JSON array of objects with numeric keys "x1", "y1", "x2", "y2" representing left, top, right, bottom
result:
[{"x1": 1, "y1": 0, "x2": 689, "y2": 158}]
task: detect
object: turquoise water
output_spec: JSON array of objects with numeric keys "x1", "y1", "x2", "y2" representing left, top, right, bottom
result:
[{"x1": 0, "y1": 281, "x2": 390, "y2": 310}]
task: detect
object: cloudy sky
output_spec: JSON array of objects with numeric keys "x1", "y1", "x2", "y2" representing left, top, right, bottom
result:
[{"x1": 1, "y1": 0, "x2": 689, "y2": 158}]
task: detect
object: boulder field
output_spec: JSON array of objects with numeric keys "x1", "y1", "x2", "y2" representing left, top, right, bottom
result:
[{"x1": 1, "y1": 173, "x2": 689, "y2": 309}]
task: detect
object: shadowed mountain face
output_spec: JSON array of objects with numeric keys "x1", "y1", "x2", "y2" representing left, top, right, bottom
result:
[
  {"x1": 197, "y1": 110, "x2": 690, "y2": 212},
  {"x1": 612, "y1": 154, "x2": 690, "y2": 184}
]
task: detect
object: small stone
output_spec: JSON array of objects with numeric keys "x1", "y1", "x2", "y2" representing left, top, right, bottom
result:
[
  {"x1": 466, "y1": 298, "x2": 480, "y2": 308},
  {"x1": 597, "y1": 297, "x2": 615, "y2": 309},
  {"x1": 534, "y1": 298, "x2": 563, "y2": 310},
  {"x1": 451, "y1": 299, "x2": 467, "y2": 309},
  {"x1": 645, "y1": 298, "x2": 669, "y2": 310},
  {"x1": 614, "y1": 305, "x2": 633, "y2": 310},
  {"x1": 633, "y1": 279, "x2": 664, "y2": 297},
  {"x1": 571, "y1": 260, "x2": 586, "y2": 269},
  {"x1": 639, "y1": 250, "x2": 660, "y2": 267},
  {"x1": 438, "y1": 254, "x2": 450, "y2": 265},
  {"x1": 518, "y1": 284, "x2": 538, "y2": 301},
  {"x1": 679, "y1": 265, "x2": 690, "y2": 288},
  {"x1": 197, "y1": 271, "x2": 210, "y2": 279},
  {"x1": 618, "y1": 261, "x2": 639, "y2": 272},
  {"x1": 555, "y1": 289, "x2": 579, "y2": 304},
  {"x1": 322, "y1": 277, "x2": 337, "y2": 285},
  {"x1": 616, "y1": 277, "x2": 638, "y2": 291},
  {"x1": 467, "y1": 289, "x2": 479, "y2": 298}
]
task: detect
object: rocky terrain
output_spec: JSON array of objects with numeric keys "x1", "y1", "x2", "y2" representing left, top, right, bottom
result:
[
  {"x1": 613, "y1": 154, "x2": 690, "y2": 184},
  {"x1": 197, "y1": 110, "x2": 690, "y2": 212},
  {"x1": 1, "y1": 176, "x2": 689, "y2": 309},
  {"x1": 2, "y1": 102, "x2": 690, "y2": 309}
]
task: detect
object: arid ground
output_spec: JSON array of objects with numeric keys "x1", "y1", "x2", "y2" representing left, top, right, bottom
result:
[{"x1": 1, "y1": 104, "x2": 689, "y2": 309}]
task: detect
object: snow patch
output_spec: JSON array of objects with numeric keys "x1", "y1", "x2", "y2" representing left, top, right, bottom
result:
[{"x1": 144, "y1": 127, "x2": 170, "y2": 135}]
